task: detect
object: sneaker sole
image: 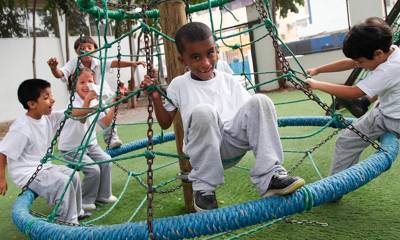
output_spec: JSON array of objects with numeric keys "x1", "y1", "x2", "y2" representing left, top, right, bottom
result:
[
  {"x1": 193, "y1": 200, "x2": 207, "y2": 212},
  {"x1": 262, "y1": 178, "x2": 306, "y2": 198}
]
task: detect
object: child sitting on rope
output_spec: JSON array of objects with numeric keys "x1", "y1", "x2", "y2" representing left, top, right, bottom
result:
[
  {"x1": 306, "y1": 17, "x2": 388, "y2": 118},
  {"x1": 141, "y1": 22, "x2": 305, "y2": 212},
  {"x1": 47, "y1": 36, "x2": 145, "y2": 149},
  {"x1": 0, "y1": 79, "x2": 83, "y2": 224},
  {"x1": 58, "y1": 68, "x2": 118, "y2": 212},
  {"x1": 306, "y1": 18, "x2": 400, "y2": 187}
]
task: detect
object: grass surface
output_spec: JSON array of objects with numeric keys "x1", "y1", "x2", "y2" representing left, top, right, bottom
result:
[{"x1": 1, "y1": 90, "x2": 400, "y2": 239}]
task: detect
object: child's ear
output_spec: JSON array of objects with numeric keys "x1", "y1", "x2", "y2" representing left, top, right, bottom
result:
[
  {"x1": 374, "y1": 49, "x2": 384, "y2": 57},
  {"x1": 178, "y1": 55, "x2": 184, "y2": 64},
  {"x1": 27, "y1": 100, "x2": 37, "y2": 110}
]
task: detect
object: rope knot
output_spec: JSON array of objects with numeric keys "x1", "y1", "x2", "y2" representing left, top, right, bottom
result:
[
  {"x1": 331, "y1": 113, "x2": 347, "y2": 129},
  {"x1": 145, "y1": 150, "x2": 155, "y2": 159}
]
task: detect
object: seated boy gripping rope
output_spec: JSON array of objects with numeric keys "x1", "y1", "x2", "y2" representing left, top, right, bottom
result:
[
  {"x1": 59, "y1": 68, "x2": 118, "y2": 212},
  {"x1": 47, "y1": 36, "x2": 145, "y2": 148},
  {"x1": 306, "y1": 19, "x2": 400, "y2": 179},
  {"x1": 0, "y1": 79, "x2": 83, "y2": 224},
  {"x1": 141, "y1": 22, "x2": 305, "y2": 212},
  {"x1": 306, "y1": 17, "x2": 387, "y2": 118}
]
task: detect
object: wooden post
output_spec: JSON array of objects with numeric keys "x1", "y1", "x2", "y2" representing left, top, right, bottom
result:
[{"x1": 158, "y1": 0, "x2": 194, "y2": 212}]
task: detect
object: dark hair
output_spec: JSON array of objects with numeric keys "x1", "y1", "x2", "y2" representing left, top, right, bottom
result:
[
  {"x1": 73, "y1": 36, "x2": 98, "y2": 51},
  {"x1": 78, "y1": 67, "x2": 96, "y2": 82},
  {"x1": 175, "y1": 22, "x2": 213, "y2": 54},
  {"x1": 18, "y1": 79, "x2": 51, "y2": 110},
  {"x1": 343, "y1": 20, "x2": 392, "y2": 60}
]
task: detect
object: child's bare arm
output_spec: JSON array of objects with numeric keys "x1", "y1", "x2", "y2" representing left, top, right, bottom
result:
[
  {"x1": 306, "y1": 78, "x2": 365, "y2": 99},
  {"x1": 141, "y1": 75, "x2": 176, "y2": 129},
  {"x1": 0, "y1": 153, "x2": 8, "y2": 196},
  {"x1": 47, "y1": 57, "x2": 65, "y2": 78},
  {"x1": 70, "y1": 91, "x2": 98, "y2": 123},
  {"x1": 307, "y1": 59, "x2": 359, "y2": 76},
  {"x1": 111, "y1": 60, "x2": 145, "y2": 68}
]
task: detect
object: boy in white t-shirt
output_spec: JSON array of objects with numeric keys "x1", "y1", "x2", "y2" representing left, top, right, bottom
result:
[
  {"x1": 306, "y1": 17, "x2": 387, "y2": 118},
  {"x1": 141, "y1": 22, "x2": 305, "y2": 212},
  {"x1": 47, "y1": 36, "x2": 145, "y2": 149},
  {"x1": 0, "y1": 79, "x2": 82, "y2": 224},
  {"x1": 306, "y1": 20, "x2": 400, "y2": 180},
  {"x1": 59, "y1": 68, "x2": 117, "y2": 211}
]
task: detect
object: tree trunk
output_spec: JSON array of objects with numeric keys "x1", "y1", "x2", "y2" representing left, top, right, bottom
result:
[
  {"x1": 32, "y1": 0, "x2": 37, "y2": 78},
  {"x1": 158, "y1": 0, "x2": 194, "y2": 212},
  {"x1": 65, "y1": 13, "x2": 70, "y2": 61}
]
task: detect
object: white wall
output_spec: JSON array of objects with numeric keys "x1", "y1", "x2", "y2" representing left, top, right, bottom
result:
[
  {"x1": 0, "y1": 37, "x2": 69, "y2": 122},
  {"x1": 348, "y1": 0, "x2": 384, "y2": 25}
]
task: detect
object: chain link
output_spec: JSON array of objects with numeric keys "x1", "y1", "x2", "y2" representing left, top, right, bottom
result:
[
  {"x1": 103, "y1": 41, "x2": 131, "y2": 174},
  {"x1": 288, "y1": 128, "x2": 341, "y2": 174},
  {"x1": 253, "y1": 0, "x2": 384, "y2": 152},
  {"x1": 143, "y1": 5, "x2": 155, "y2": 239},
  {"x1": 154, "y1": 184, "x2": 182, "y2": 194},
  {"x1": 285, "y1": 218, "x2": 329, "y2": 227},
  {"x1": 96, "y1": 0, "x2": 141, "y2": 11}
]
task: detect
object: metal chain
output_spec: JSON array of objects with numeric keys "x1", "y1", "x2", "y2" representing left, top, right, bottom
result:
[
  {"x1": 288, "y1": 128, "x2": 341, "y2": 174},
  {"x1": 154, "y1": 184, "x2": 182, "y2": 194},
  {"x1": 96, "y1": 0, "x2": 141, "y2": 11},
  {"x1": 29, "y1": 209, "x2": 82, "y2": 227},
  {"x1": 184, "y1": 0, "x2": 193, "y2": 22},
  {"x1": 20, "y1": 13, "x2": 86, "y2": 195},
  {"x1": 253, "y1": 0, "x2": 384, "y2": 152},
  {"x1": 143, "y1": 5, "x2": 155, "y2": 239},
  {"x1": 285, "y1": 218, "x2": 329, "y2": 227},
  {"x1": 104, "y1": 41, "x2": 131, "y2": 174}
]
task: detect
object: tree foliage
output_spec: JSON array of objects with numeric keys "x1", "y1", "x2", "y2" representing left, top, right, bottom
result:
[{"x1": 276, "y1": 0, "x2": 304, "y2": 18}]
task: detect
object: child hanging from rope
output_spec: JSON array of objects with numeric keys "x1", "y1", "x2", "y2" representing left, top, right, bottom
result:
[
  {"x1": 47, "y1": 36, "x2": 145, "y2": 149},
  {"x1": 306, "y1": 17, "x2": 388, "y2": 118},
  {"x1": 141, "y1": 22, "x2": 305, "y2": 212},
  {"x1": 306, "y1": 18, "x2": 400, "y2": 190},
  {"x1": 0, "y1": 79, "x2": 83, "y2": 224},
  {"x1": 58, "y1": 68, "x2": 118, "y2": 212}
]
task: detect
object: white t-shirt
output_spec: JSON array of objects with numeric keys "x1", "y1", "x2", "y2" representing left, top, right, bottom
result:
[
  {"x1": 216, "y1": 60, "x2": 234, "y2": 75},
  {"x1": 0, "y1": 113, "x2": 64, "y2": 187},
  {"x1": 60, "y1": 58, "x2": 114, "y2": 99},
  {"x1": 164, "y1": 70, "x2": 251, "y2": 131},
  {"x1": 357, "y1": 45, "x2": 400, "y2": 119},
  {"x1": 58, "y1": 95, "x2": 105, "y2": 151}
]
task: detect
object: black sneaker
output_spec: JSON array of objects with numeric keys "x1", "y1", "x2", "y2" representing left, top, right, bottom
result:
[
  {"x1": 337, "y1": 97, "x2": 370, "y2": 118},
  {"x1": 193, "y1": 191, "x2": 218, "y2": 212},
  {"x1": 262, "y1": 174, "x2": 305, "y2": 198}
]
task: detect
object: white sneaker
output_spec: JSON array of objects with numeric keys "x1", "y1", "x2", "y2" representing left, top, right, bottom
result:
[
  {"x1": 109, "y1": 138, "x2": 122, "y2": 149},
  {"x1": 82, "y1": 203, "x2": 96, "y2": 211},
  {"x1": 96, "y1": 195, "x2": 118, "y2": 203}
]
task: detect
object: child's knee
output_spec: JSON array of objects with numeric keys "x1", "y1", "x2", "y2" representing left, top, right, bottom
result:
[{"x1": 85, "y1": 165, "x2": 101, "y2": 177}]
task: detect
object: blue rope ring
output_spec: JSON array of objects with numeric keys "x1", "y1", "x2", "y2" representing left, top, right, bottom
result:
[{"x1": 12, "y1": 116, "x2": 399, "y2": 240}]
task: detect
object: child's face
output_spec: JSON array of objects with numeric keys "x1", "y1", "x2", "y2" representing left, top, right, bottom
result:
[
  {"x1": 28, "y1": 87, "x2": 55, "y2": 116},
  {"x1": 354, "y1": 57, "x2": 381, "y2": 71},
  {"x1": 76, "y1": 71, "x2": 95, "y2": 99},
  {"x1": 354, "y1": 49, "x2": 387, "y2": 71},
  {"x1": 178, "y1": 36, "x2": 218, "y2": 80},
  {"x1": 76, "y1": 43, "x2": 95, "y2": 62}
]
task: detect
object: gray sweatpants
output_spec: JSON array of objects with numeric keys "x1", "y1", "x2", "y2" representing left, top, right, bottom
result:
[
  {"x1": 62, "y1": 144, "x2": 112, "y2": 205},
  {"x1": 185, "y1": 94, "x2": 285, "y2": 196},
  {"x1": 331, "y1": 107, "x2": 400, "y2": 174},
  {"x1": 29, "y1": 165, "x2": 82, "y2": 224}
]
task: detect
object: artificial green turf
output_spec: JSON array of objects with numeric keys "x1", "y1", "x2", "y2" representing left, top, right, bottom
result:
[{"x1": 1, "y1": 90, "x2": 399, "y2": 239}]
